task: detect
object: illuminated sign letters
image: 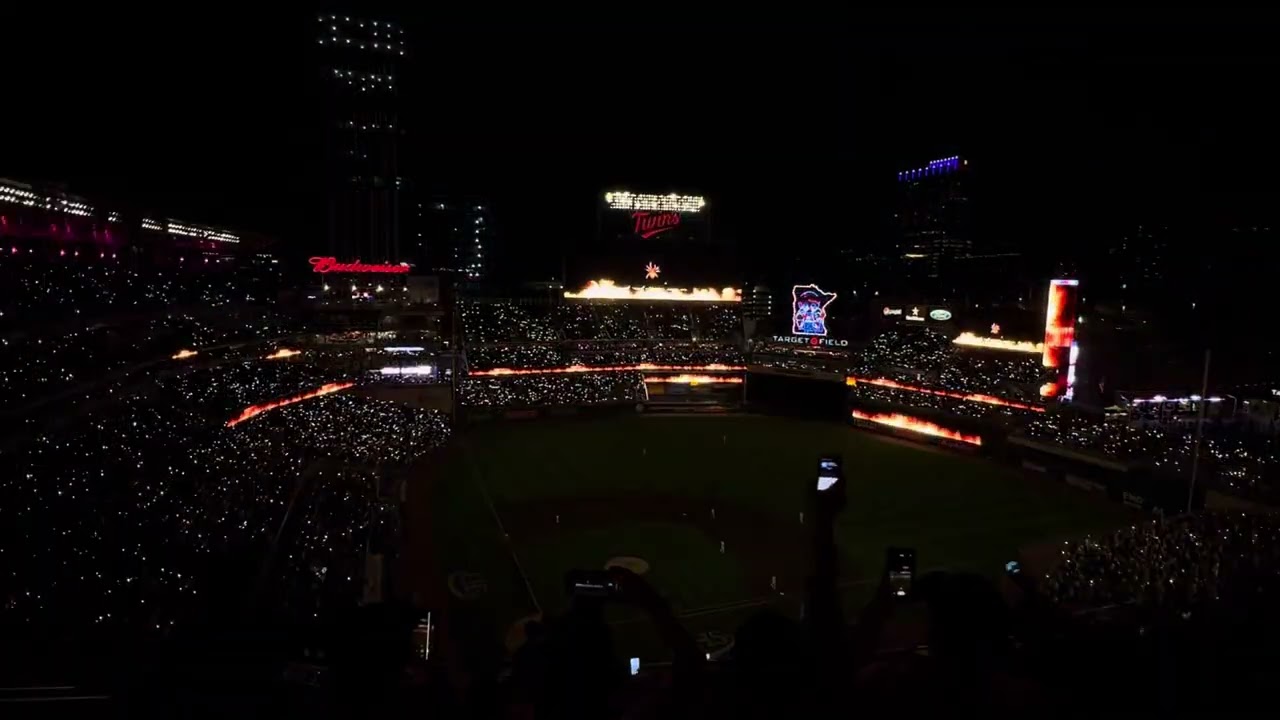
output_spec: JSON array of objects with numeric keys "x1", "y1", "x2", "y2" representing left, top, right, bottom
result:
[
  {"x1": 882, "y1": 307, "x2": 903, "y2": 316},
  {"x1": 929, "y1": 309, "x2": 953, "y2": 321},
  {"x1": 309, "y1": 256, "x2": 410, "y2": 274},
  {"x1": 770, "y1": 335, "x2": 849, "y2": 348},
  {"x1": 791, "y1": 284, "x2": 837, "y2": 336},
  {"x1": 632, "y1": 212, "x2": 681, "y2": 239}
]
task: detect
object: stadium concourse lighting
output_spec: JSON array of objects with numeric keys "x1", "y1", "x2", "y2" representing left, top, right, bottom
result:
[
  {"x1": 952, "y1": 331, "x2": 1044, "y2": 354},
  {"x1": 378, "y1": 365, "x2": 433, "y2": 376},
  {"x1": 604, "y1": 191, "x2": 706, "y2": 213},
  {"x1": 225, "y1": 382, "x2": 355, "y2": 428},
  {"x1": 171, "y1": 349, "x2": 198, "y2": 360},
  {"x1": 851, "y1": 409, "x2": 983, "y2": 446},
  {"x1": 643, "y1": 374, "x2": 745, "y2": 386},
  {"x1": 264, "y1": 348, "x2": 302, "y2": 360},
  {"x1": 469, "y1": 363, "x2": 746, "y2": 377},
  {"x1": 847, "y1": 376, "x2": 1045, "y2": 413},
  {"x1": 564, "y1": 280, "x2": 742, "y2": 302}
]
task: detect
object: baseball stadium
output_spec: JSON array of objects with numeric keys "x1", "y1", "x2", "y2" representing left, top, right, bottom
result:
[{"x1": 3, "y1": 182, "x2": 1269, "y2": 713}]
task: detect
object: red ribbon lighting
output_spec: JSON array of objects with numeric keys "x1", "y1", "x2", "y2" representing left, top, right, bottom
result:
[
  {"x1": 309, "y1": 257, "x2": 410, "y2": 274},
  {"x1": 468, "y1": 363, "x2": 746, "y2": 377},
  {"x1": 225, "y1": 381, "x2": 355, "y2": 428},
  {"x1": 847, "y1": 376, "x2": 1045, "y2": 413},
  {"x1": 851, "y1": 409, "x2": 983, "y2": 446}
]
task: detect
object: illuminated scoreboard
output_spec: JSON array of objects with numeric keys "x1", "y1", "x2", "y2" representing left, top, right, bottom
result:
[
  {"x1": 604, "y1": 192, "x2": 706, "y2": 214},
  {"x1": 573, "y1": 188, "x2": 732, "y2": 288},
  {"x1": 600, "y1": 190, "x2": 709, "y2": 246}
]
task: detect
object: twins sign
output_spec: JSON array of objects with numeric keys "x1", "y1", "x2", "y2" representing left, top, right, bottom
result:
[{"x1": 791, "y1": 284, "x2": 837, "y2": 337}]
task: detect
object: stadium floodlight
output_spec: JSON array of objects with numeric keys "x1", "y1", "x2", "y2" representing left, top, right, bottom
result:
[{"x1": 851, "y1": 410, "x2": 982, "y2": 446}]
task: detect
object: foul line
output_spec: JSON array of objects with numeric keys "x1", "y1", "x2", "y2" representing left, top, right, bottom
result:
[{"x1": 460, "y1": 442, "x2": 542, "y2": 614}]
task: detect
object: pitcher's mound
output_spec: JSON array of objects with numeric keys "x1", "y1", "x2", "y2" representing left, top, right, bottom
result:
[{"x1": 605, "y1": 556, "x2": 651, "y2": 575}]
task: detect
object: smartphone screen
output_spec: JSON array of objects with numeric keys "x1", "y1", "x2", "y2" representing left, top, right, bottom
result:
[
  {"x1": 629, "y1": 657, "x2": 640, "y2": 676},
  {"x1": 887, "y1": 547, "x2": 915, "y2": 598},
  {"x1": 817, "y1": 456, "x2": 842, "y2": 491},
  {"x1": 565, "y1": 569, "x2": 618, "y2": 599}
]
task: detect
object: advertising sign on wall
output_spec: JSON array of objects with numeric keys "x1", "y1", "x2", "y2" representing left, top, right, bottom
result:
[{"x1": 791, "y1": 284, "x2": 837, "y2": 336}]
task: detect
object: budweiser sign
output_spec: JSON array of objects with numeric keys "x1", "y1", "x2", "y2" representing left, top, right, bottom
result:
[
  {"x1": 631, "y1": 211, "x2": 681, "y2": 239},
  {"x1": 309, "y1": 257, "x2": 410, "y2": 274}
]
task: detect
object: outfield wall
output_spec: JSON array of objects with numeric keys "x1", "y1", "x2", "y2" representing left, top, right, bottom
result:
[
  {"x1": 457, "y1": 371, "x2": 1206, "y2": 513},
  {"x1": 743, "y1": 372, "x2": 848, "y2": 421}
]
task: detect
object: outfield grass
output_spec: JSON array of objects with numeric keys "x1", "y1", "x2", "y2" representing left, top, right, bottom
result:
[{"x1": 432, "y1": 414, "x2": 1130, "y2": 653}]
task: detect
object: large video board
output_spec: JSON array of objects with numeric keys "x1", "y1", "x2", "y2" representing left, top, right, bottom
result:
[
  {"x1": 572, "y1": 189, "x2": 731, "y2": 288},
  {"x1": 1040, "y1": 279, "x2": 1079, "y2": 399}
]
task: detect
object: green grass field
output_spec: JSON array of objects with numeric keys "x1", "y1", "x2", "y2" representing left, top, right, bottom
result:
[{"x1": 429, "y1": 414, "x2": 1129, "y2": 657}]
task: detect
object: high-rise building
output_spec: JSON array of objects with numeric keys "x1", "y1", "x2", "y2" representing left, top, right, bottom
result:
[
  {"x1": 315, "y1": 14, "x2": 406, "y2": 263},
  {"x1": 415, "y1": 198, "x2": 492, "y2": 281},
  {"x1": 895, "y1": 156, "x2": 971, "y2": 282}
]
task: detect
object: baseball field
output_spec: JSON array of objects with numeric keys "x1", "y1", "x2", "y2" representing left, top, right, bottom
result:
[{"x1": 426, "y1": 414, "x2": 1129, "y2": 658}]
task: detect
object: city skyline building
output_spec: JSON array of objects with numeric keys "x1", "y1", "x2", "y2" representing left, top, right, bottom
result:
[
  {"x1": 315, "y1": 14, "x2": 406, "y2": 263},
  {"x1": 895, "y1": 155, "x2": 972, "y2": 285},
  {"x1": 415, "y1": 197, "x2": 491, "y2": 281}
]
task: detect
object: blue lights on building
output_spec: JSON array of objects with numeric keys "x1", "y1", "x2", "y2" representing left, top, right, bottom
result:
[{"x1": 897, "y1": 156, "x2": 963, "y2": 182}]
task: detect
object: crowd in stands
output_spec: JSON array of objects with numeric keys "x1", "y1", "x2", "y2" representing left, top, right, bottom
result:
[
  {"x1": 458, "y1": 372, "x2": 644, "y2": 409},
  {"x1": 0, "y1": 359, "x2": 451, "y2": 638},
  {"x1": 1021, "y1": 414, "x2": 1280, "y2": 500},
  {"x1": 1043, "y1": 513, "x2": 1280, "y2": 611},
  {"x1": 458, "y1": 302, "x2": 742, "y2": 411},
  {"x1": 849, "y1": 328, "x2": 953, "y2": 377},
  {"x1": 854, "y1": 382, "x2": 1042, "y2": 419},
  {"x1": 0, "y1": 254, "x2": 291, "y2": 409},
  {"x1": 161, "y1": 358, "x2": 349, "y2": 417},
  {"x1": 0, "y1": 256, "x2": 278, "y2": 328},
  {"x1": 0, "y1": 309, "x2": 299, "y2": 408},
  {"x1": 425, "y1": 502, "x2": 1280, "y2": 716},
  {"x1": 461, "y1": 303, "x2": 559, "y2": 344},
  {"x1": 466, "y1": 342, "x2": 744, "y2": 372},
  {"x1": 844, "y1": 328, "x2": 1045, "y2": 417},
  {"x1": 462, "y1": 301, "x2": 742, "y2": 345},
  {"x1": 938, "y1": 352, "x2": 1043, "y2": 394}
]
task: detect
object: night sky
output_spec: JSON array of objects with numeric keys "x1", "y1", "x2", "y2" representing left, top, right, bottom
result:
[{"x1": 6, "y1": 10, "x2": 1280, "y2": 280}]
